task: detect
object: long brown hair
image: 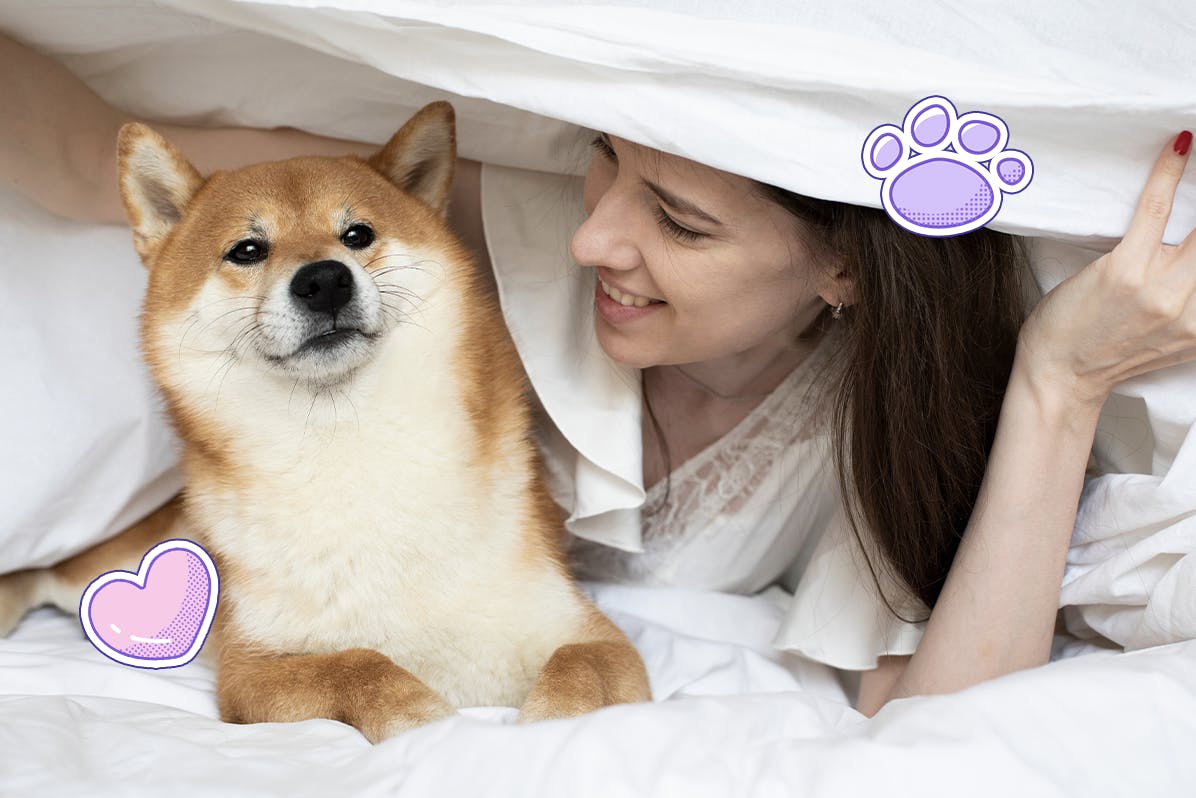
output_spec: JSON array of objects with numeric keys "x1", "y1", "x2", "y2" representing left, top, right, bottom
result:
[{"x1": 759, "y1": 186, "x2": 1029, "y2": 616}]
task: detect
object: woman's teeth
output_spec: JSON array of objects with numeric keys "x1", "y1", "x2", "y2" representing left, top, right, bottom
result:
[{"x1": 599, "y1": 278, "x2": 660, "y2": 308}]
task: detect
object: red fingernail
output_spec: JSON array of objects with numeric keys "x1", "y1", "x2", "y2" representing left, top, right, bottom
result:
[{"x1": 1175, "y1": 130, "x2": 1192, "y2": 156}]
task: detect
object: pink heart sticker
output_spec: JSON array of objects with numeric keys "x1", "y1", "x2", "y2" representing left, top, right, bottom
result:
[{"x1": 79, "y1": 539, "x2": 219, "y2": 669}]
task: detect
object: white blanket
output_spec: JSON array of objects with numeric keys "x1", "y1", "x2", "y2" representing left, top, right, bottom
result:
[{"x1": 2, "y1": 585, "x2": 1193, "y2": 797}]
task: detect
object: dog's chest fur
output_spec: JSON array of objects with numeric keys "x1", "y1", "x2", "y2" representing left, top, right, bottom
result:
[{"x1": 163, "y1": 285, "x2": 582, "y2": 707}]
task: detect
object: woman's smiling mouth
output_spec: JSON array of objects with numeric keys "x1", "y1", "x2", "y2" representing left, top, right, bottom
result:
[
  {"x1": 594, "y1": 277, "x2": 666, "y2": 325},
  {"x1": 598, "y1": 276, "x2": 664, "y2": 308}
]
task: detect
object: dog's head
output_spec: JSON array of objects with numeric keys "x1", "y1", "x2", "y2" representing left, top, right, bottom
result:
[{"x1": 118, "y1": 102, "x2": 461, "y2": 392}]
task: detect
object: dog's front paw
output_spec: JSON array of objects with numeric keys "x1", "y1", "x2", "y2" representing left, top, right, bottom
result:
[
  {"x1": 517, "y1": 640, "x2": 651, "y2": 724},
  {"x1": 328, "y1": 648, "x2": 457, "y2": 743},
  {"x1": 362, "y1": 692, "x2": 456, "y2": 743}
]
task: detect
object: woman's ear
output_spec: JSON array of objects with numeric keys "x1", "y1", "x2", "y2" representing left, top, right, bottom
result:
[{"x1": 820, "y1": 264, "x2": 857, "y2": 309}]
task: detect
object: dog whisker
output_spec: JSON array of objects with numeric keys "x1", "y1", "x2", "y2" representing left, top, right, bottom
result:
[
  {"x1": 176, "y1": 297, "x2": 271, "y2": 359},
  {"x1": 362, "y1": 252, "x2": 415, "y2": 271},
  {"x1": 288, "y1": 376, "x2": 304, "y2": 414},
  {"x1": 196, "y1": 295, "x2": 269, "y2": 309},
  {"x1": 208, "y1": 350, "x2": 239, "y2": 406},
  {"x1": 378, "y1": 306, "x2": 404, "y2": 329},
  {"x1": 303, "y1": 388, "x2": 321, "y2": 442},
  {"x1": 190, "y1": 297, "x2": 266, "y2": 331},
  {"x1": 378, "y1": 289, "x2": 425, "y2": 309},
  {"x1": 177, "y1": 314, "x2": 203, "y2": 363},
  {"x1": 209, "y1": 315, "x2": 265, "y2": 384},
  {"x1": 340, "y1": 386, "x2": 362, "y2": 437},
  {"x1": 378, "y1": 300, "x2": 431, "y2": 336},
  {"x1": 194, "y1": 307, "x2": 260, "y2": 341},
  {"x1": 367, "y1": 256, "x2": 441, "y2": 283},
  {"x1": 208, "y1": 321, "x2": 263, "y2": 405},
  {"x1": 381, "y1": 289, "x2": 427, "y2": 313}
]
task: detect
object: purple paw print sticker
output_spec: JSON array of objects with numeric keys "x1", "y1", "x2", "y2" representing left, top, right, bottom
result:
[
  {"x1": 80, "y1": 539, "x2": 218, "y2": 669},
  {"x1": 862, "y1": 96, "x2": 1033, "y2": 236}
]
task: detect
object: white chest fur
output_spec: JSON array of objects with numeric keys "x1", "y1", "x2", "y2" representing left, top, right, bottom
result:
[{"x1": 166, "y1": 287, "x2": 581, "y2": 707}]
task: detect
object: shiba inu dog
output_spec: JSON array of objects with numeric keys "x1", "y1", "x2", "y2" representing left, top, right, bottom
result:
[{"x1": 0, "y1": 102, "x2": 650, "y2": 741}]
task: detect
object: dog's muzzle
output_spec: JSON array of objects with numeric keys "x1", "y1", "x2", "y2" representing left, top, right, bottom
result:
[{"x1": 250, "y1": 257, "x2": 384, "y2": 382}]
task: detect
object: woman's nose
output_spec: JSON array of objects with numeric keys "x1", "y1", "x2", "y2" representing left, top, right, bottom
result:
[{"x1": 569, "y1": 191, "x2": 643, "y2": 273}]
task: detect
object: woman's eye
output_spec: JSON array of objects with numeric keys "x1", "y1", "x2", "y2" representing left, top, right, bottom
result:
[
  {"x1": 588, "y1": 133, "x2": 704, "y2": 243},
  {"x1": 225, "y1": 239, "x2": 268, "y2": 264},
  {"x1": 341, "y1": 224, "x2": 375, "y2": 249},
  {"x1": 590, "y1": 134, "x2": 617, "y2": 162},
  {"x1": 653, "y1": 206, "x2": 705, "y2": 243}
]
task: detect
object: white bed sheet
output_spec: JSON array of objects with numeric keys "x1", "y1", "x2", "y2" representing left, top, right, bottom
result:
[{"x1": 0, "y1": 584, "x2": 1192, "y2": 797}]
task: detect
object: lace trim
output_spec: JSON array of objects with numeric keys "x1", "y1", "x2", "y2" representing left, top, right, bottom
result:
[{"x1": 568, "y1": 331, "x2": 839, "y2": 585}]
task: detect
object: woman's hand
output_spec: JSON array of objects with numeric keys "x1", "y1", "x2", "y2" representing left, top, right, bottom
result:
[
  {"x1": 871, "y1": 141, "x2": 1196, "y2": 707},
  {"x1": 1017, "y1": 132, "x2": 1196, "y2": 410}
]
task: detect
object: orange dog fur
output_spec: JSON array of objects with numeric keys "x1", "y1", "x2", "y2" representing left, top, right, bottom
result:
[{"x1": 0, "y1": 102, "x2": 649, "y2": 741}]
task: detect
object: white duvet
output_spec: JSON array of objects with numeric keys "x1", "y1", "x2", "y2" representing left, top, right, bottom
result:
[
  {"x1": 1, "y1": 1, "x2": 1195, "y2": 794},
  {"x1": 3, "y1": 585, "x2": 1194, "y2": 797}
]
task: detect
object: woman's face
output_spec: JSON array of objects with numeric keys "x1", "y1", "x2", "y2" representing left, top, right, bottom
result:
[{"x1": 570, "y1": 134, "x2": 838, "y2": 370}]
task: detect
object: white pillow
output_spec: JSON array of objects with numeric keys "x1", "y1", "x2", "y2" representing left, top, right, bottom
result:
[{"x1": 0, "y1": 187, "x2": 180, "y2": 572}]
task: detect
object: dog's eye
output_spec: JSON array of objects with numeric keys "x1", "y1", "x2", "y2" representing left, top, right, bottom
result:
[
  {"x1": 225, "y1": 240, "x2": 269, "y2": 265},
  {"x1": 341, "y1": 224, "x2": 375, "y2": 250}
]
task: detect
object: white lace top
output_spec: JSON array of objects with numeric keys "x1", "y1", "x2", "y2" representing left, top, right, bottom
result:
[{"x1": 482, "y1": 162, "x2": 926, "y2": 670}]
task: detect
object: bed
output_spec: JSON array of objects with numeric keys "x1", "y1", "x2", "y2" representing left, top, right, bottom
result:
[
  {"x1": 1, "y1": 1, "x2": 1194, "y2": 794},
  {"x1": 4, "y1": 589, "x2": 1195, "y2": 796}
]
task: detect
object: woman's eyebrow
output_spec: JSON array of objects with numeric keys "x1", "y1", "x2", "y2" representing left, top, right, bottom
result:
[{"x1": 643, "y1": 179, "x2": 725, "y2": 228}]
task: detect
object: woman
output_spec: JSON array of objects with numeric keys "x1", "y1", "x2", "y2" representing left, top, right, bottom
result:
[{"x1": 3, "y1": 32, "x2": 1194, "y2": 716}]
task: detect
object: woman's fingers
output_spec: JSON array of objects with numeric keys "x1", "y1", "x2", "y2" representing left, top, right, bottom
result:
[{"x1": 1121, "y1": 131, "x2": 1192, "y2": 255}]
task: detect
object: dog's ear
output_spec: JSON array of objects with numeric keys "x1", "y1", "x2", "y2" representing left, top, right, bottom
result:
[
  {"x1": 117, "y1": 124, "x2": 203, "y2": 265},
  {"x1": 369, "y1": 102, "x2": 456, "y2": 217}
]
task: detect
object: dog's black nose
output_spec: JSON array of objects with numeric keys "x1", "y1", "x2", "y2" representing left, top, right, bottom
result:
[{"x1": 291, "y1": 260, "x2": 354, "y2": 315}]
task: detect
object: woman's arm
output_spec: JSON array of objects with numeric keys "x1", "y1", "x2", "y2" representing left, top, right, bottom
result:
[
  {"x1": 1, "y1": 31, "x2": 124, "y2": 223},
  {"x1": 0, "y1": 32, "x2": 376, "y2": 224},
  {"x1": 0, "y1": 31, "x2": 487, "y2": 252},
  {"x1": 857, "y1": 356, "x2": 1099, "y2": 716},
  {"x1": 858, "y1": 132, "x2": 1196, "y2": 716}
]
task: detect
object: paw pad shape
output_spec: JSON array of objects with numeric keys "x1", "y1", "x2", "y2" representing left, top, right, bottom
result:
[{"x1": 862, "y1": 96, "x2": 1032, "y2": 236}]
